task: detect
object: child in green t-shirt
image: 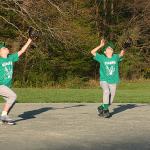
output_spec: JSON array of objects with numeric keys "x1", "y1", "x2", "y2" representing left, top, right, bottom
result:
[
  {"x1": 91, "y1": 39, "x2": 126, "y2": 118},
  {"x1": 0, "y1": 38, "x2": 32, "y2": 125}
]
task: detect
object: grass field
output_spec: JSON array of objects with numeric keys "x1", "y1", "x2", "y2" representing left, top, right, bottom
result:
[{"x1": 0, "y1": 80, "x2": 150, "y2": 103}]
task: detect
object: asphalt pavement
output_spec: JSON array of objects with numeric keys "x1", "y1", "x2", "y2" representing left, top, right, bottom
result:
[{"x1": 0, "y1": 103, "x2": 150, "y2": 150}]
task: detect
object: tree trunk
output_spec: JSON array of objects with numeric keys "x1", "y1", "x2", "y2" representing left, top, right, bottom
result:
[
  {"x1": 111, "y1": 0, "x2": 114, "y2": 15},
  {"x1": 95, "y1": 0, "x2": 100, "y2": 37}
]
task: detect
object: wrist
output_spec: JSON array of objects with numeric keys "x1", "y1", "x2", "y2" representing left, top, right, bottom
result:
[
  {"x1": 28, "y1": 38, "x2": 32, "y2": 42},
  {"x1": 99, "y1": 44, "x2": 104, "y2": 48}
]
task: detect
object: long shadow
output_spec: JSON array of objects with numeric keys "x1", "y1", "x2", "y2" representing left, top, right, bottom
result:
[
  {"x1": 15, "y1": 107, "x2": 53, "y2": 123},
  {"x1": 61, "y1": 104, "x2": 85, "y2": 109},
  {"x1": 111, "y1": 104, "x2": 142, "y2": 116},
  {"x1": 15, "y1": 104, "x2": 85, "y2": 123}
]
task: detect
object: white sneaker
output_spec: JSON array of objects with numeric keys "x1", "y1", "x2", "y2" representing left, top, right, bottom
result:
[{"x1": 0, "y1": 115, "x2": 16, "y2": 125}]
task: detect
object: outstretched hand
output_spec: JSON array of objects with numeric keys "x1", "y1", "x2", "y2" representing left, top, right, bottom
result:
[
  {"x1": 18, "y1": 38, "x2": 32, "y2": 57},
  {"x1": 91, "y1": 38, "x2": 106, "y2": 56},
  {"x1": 122, "y1": 37, "x2": 133, "y2": 50},
  {"x1": 100, "y1": 39, "x2": 105, "y2": 47},
  {"x1": 28, "y1": 27, "x2": 40, "y2": 40}
]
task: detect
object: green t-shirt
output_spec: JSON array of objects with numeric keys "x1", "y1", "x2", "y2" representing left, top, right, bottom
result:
[
  {"x1": 0, "y1": 53, "x2": 19, "y2": 87},
  {"x1": 93, "y1": 53, "x2": 123, "y2": 84}
]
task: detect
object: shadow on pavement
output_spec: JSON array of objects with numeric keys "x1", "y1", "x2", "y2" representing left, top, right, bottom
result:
[
  {"x1": 15, "y1": 107, "x2": 53, "y2": 122},
  {"x1": 15, "y1": 104, "x2": 85, "y2": 123},
  {"x1": 111, "y1": 104, "x2": 142, "y2": 116},
  {"x1": 61, "y1": 104, "x2": 85, "y2": 109}
]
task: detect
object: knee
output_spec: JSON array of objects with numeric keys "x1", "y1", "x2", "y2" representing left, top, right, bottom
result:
[
  {"x1": 12, "y1": 93, "x2": 17, "y2": 103},
  {"x1": 103, "y1": 89, "x2": 110, "y2": 95},
  {"x1": 9, "y1": 93, "x2": 17, "y2": 104}
]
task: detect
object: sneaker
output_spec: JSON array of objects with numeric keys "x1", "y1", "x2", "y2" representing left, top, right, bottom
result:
[
  {"x1": 97, "y1": 106, "x2": 103, "y2": 116},
  {"x1": 0, "y1": 115, "x2": 16, "y2": 125},
  {"x1": 103, "y1": 110, "x2": 112, "y2": 118}
]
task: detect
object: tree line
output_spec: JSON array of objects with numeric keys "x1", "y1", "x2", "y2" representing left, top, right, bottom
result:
[{"x1": 0, "y1": 0, "x2": 150, "y2": 87}]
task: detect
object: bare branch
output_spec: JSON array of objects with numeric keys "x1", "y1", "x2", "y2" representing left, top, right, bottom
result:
[
  {"x1": 0, "y1": 15, "x2": 26, "y2": 38},
  {"x1": 47, "y1": 0, "x2": 64, "y2": 15}
]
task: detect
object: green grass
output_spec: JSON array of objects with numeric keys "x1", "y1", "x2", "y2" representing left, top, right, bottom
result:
[{"x1": 0, "y1": 80, "x2": 150, "y2": 103}]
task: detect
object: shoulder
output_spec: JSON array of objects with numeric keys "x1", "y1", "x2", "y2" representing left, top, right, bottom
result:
[
  {"x1": 96, "y1": 53, "x2": 105, "y2": 59},
  {"x1": 113, "y1": 54, "x2": 123, "y2": 62},
  {"x1": 96, "y1": 53, "x2": 105, "y2": 58},
  {"x1": 113, "y1": 54, "x2": 119, "y2": 57},
  {"x1": 93, "y1": 53, "x2": 104, "y2": 62},
  {"x1": 7, "y1": 54, "x2": 13, "y2": 58},
  {"x1": 7, "y1": 53, "x2": 19, "y2": 62},
  {"x1": 8, "y1": 53, "x2": 18, "y2": 58},
  {"x1": 8, "y1": 53, "x2": 17, "y2": 57},
  {"x1": 113, "y1": 54, "x2": 120, "y2": 59}
]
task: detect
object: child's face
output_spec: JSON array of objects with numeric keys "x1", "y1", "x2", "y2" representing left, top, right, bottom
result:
[
  {"x1": 0, "y1": 47, "x2": 10, "y2": 56},
  {"x1": 104, "y1": 47, "x2": 113, "y2": 57}
]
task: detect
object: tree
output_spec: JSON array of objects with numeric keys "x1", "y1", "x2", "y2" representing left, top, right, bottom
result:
[{"x1": 0, "y1": 0, "x2": 149, "y2": 87}]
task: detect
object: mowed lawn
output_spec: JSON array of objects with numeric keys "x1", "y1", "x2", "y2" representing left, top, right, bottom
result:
[{"x1": 0, "y1": 80, "x2": 150, "y2": 103}]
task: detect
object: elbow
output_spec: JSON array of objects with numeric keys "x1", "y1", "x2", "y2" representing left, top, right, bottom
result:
[
  {"x1": 91, "y1": 51, "x2": 96, "y2": 56},
  {"x1": 119, "y1": 50, "x2": 125, "y2": 57}
]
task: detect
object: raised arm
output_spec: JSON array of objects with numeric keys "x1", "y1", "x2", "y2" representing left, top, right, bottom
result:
[
  {"x1": 91, "y1": 39, "x2": 105, "y2": 56},
  {"x1": 119, "y1": 49, "x2": 126, "y2": 57},
  {"x1": 119, "y1": 37, "x2": 132, "y2": 57},
  {"x1": 18, "y1": 38, "x2": 32, "y2": 57}
]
